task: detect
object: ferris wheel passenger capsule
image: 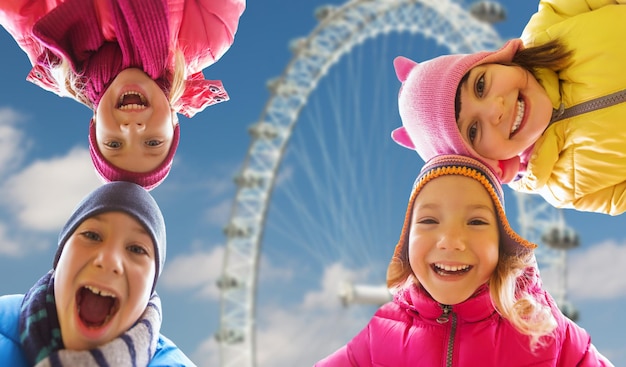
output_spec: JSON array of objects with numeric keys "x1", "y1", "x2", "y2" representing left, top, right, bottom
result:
[{"x1": 469, "y1": 1, "x2": 506, "y2": 24}]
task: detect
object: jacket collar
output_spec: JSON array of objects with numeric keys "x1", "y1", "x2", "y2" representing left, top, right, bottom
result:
[
  {"x1": 395, "y1": 265, "x2": 542, "y2": 323},
  {"x1": 396, "y1": 283, "x2": 496, "y2": 323}
]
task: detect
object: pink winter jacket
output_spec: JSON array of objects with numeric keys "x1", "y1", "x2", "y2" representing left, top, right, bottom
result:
[
  {"x1": 0, "y1": 0, "x2": 245, "y2": 117},
  {"x1": 316, "y1": 274, "x2": 613, "y2": 366}
]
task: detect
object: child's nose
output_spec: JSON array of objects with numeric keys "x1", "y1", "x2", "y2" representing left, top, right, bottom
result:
[
  {"x1": 120, "y1": 121, "x2": 146, "y2": 132},
  {"x1": 436, "y1": 230, "x2": 466, "y2": 251},
  {"x1": 93, "y1": 246, "x2": 123, "y2": 274},
  {"x1": 485, "y1": 96, "x2": 505, "y2": 126}
]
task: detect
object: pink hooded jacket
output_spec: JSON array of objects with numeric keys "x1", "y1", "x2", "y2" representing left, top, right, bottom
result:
[
  {"x1": 316, "y1": 269, "x2": 613, "y2": 367},
  {"x1": 0, "y1": 0, "x2": 245, "y2": 118}
]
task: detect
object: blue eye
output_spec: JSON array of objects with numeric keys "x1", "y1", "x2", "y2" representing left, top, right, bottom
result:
[
  {"x1": 475, "y1": 74, "x2": 485, "y2": 97},
  {"x1": 105, "y1": 141, "x2": 122, "y2": 149},
  {"x1": 468, "y1": 123, "x2": 478, "y2": 143},
  {"x1": 128, "y1": 244, "x2": 148, "y2": 255},
  {"x1": 468, "y1": 219, "x2": 488, "y2": 225},
  {"x1": 417, "y1": 218, "x2": 438, "y2": 224},
  {"x1": 145, "y1": 140, "x2": 162, "y2": 147},
  {"x1": 80, "y1": 231, "x2": 101, "y2": 241}
]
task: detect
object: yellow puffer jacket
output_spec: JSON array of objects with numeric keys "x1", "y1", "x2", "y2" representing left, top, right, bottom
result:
[{"x1": 510, "y1": 0, "x2": 626, "y2": 215}]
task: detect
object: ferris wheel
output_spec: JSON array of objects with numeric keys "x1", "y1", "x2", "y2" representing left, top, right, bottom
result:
[{"x1": 214, "y1": 1, "x2": 572, "y2": 366}]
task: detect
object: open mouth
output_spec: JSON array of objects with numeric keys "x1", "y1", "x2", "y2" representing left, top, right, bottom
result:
[
  {"x1": 509, "y1": 97, "x2": 525, "y2": 137},
  {"x1": 117, "y1": 91, "x2": 148, "y2": 110},
  {"x1": 432, "y1": 263, "x2": 472, "y2": 276},
  {"x1": 77, "y1": 285, "x2": 120, "y2": 328}
]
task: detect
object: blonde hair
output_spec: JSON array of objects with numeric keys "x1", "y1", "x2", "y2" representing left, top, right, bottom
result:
[
  {"x1": 387, "y1": 231, "x2": 557, "y2": 351},
  {"x1": 48, "y1": 49, "x2": 187, "y2": 111},
  {"x1": 168, "y1": 49, "x2": 187, "y2": 112},
  {"x1": 47, "y1": 60, "x2": 91, "y2": 108},
  {"x1": 489, "y1": 251, "x2": 557, "y2": 349}
]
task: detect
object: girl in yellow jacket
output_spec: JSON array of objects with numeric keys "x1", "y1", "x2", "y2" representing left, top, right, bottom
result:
[{"x1": 391, "y1": 0, "x2": 626, "y2": 215}]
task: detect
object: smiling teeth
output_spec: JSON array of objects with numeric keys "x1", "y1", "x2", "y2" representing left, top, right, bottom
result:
[
  {"x1": 435, "y1": 264, "x2": 470, "y2": 272},
  {"x1": 510, "y1": 99, "x2": 525, "y2": 135},
  {"x1": 120, "y1": 91, "x2": 146, "y2": 102},
  {"x1": 85, "y1": 285, "x2": 116, "y2": 298},
  {"x1": 119, "y1": 104, "x2": 146, "y2": 110},
  {"x1": 118, "y1": 91, "x2": 147, "y2": 110}
]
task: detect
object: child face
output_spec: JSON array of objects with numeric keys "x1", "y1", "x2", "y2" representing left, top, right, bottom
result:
[
  {"x1": 408, "y1": 175, "x2": 499, "y2": 305},
  {"x1": 456, "y1": 63, "x2": 552, "y2": 161},
  {"x1": 53, "y1": 211, "x2": 156, "y2": 350},
  {"x1": 95, "y1": 68, "x2": 177, "y2": 173}
]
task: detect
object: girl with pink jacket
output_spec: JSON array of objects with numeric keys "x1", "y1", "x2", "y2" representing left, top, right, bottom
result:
[
  {"x1": 0, "y1": 0, "x2": 245, "y2": 190},
  {"x1": 315, "y1": 155, "x2": 612, "y2": 367}
]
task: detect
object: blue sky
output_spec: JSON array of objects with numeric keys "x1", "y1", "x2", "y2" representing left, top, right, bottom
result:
[{"x1": 1, "y1": 0, "x2": 625, "y2": 366}]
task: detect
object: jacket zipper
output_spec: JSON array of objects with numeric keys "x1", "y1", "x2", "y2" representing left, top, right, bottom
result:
[{"x1": 437, "y1": 304, "x2": 457, "y2": 367}]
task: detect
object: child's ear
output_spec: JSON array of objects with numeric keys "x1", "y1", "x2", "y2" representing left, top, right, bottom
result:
[
  {"x1": 496, "y1": 157, "x2": 521, "y2": 184},
  {"x1": 171, "y1": 110, "x2": 179, "y2": 126},
  {"x1": 475, "y1": 156, "x2": 518, "y2": 184}
]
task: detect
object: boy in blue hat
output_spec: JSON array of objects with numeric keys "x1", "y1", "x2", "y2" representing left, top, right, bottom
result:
[{"x1": 0, "y1": 182, "x2": 195, "y2": 366}]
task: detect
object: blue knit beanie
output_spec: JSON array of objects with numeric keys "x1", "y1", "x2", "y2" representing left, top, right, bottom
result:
[{"x1": 53, "y1": 182, "x2": 166, "y2": 292}]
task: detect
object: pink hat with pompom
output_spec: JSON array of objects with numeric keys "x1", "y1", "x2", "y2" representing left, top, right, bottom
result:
[
  {"x1": 88, "y1": 119, "x2": 180, "y2": 191},
  {"x1": 391, "y1": 39, "x2": 524, "y2": 183}
]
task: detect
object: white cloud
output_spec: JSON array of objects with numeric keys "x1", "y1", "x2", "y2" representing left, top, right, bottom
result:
[
  {"x1": 256, "y1": 263, "x2": 374, "y2": 367},
  {"x1": 160, "y1": 245, "x2": 225, "y2": 299},
  {"x1": 301, "y1": 262, "x2": 373, "y2": 310},
  {"x1": 191, "y1": 261, "x2": 374, "y2": 367},
  {"x1": 0, "y1": 147, "x2": 101, "y2": 232},
  {"x1": 0, "y1": 107, "x2": 29, "y2": 176},
  {"x1": 539, "y1": 240, "x2": 626, "y2": 301},
  {"x1": 205, "y1": 172, "x2": 237, "y2": 198},
  {"x1": 160, "y1": 243, "x2": 296, "y2": 302},
  {"x1": 257, "y1": 254, "x2": 294, "y2": 283},
  {"x1": 566, "y1": 241, "x2": 626, "y2": 300},
  {"x1": 0, "y1": 117, "x2": 100, "y2": 256},
  {"x1": 0, "y1": 222, "x2": 21, "y2": 256},
  {"x1": 190, "y1": 338, "x2": 220, "y2": 367},
  {"x1": 203, "y1": 199, "x2": 232, "y2": 226}
]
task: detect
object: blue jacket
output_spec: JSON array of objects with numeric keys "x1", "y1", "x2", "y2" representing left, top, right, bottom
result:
[{"x1": 0, "y1": 294, "x2": 195, "y2": 366}]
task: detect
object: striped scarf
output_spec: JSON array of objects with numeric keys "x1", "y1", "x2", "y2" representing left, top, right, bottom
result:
[{"x1": 19, "y1": 270, "x2": 162, "y2": 366}]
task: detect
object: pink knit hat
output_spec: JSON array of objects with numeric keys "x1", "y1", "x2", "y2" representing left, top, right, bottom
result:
[
  {"x1": 391, "y1": 39, "x2": 524, "y2": 183},
  {"x1": 89, "y1": 119, "x2": 180, "y2": 191}
]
